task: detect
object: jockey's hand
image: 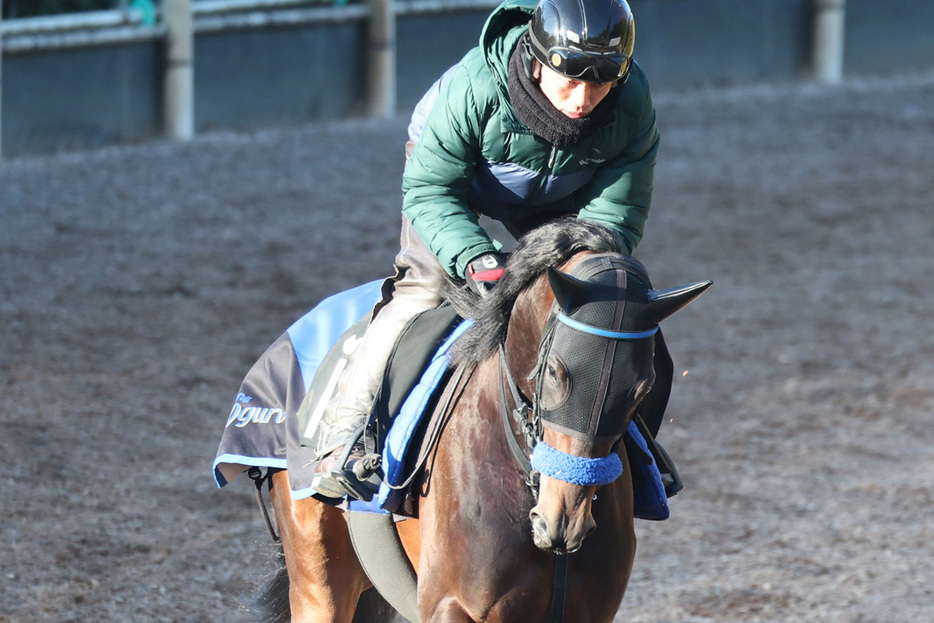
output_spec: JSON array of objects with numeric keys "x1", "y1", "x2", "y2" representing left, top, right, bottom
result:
[{"x1": 466, "y1": 252, "x2": 506, "y2": 298}]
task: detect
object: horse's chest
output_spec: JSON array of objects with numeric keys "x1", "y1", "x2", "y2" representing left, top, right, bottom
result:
[{"x1": 421, "y1": 565, "x2": 553, "y2": 623}]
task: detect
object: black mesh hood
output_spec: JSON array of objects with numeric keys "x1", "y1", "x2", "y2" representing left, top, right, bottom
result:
[{"x1": 539, "y1": 254, "x2": 656, "y2": 442}]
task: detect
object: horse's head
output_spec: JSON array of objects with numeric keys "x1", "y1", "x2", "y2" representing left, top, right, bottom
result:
[
  {"x1": 523, "y1": 253, "x2": 710, "y2": 553},
  {"x1": 447, "y1": 219, "x2": 710, "y2": 554}
]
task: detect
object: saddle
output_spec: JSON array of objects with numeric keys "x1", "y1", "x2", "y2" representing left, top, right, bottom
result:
[{"x1": 295, "y1": 304, "x2": 465, "y2": 513}]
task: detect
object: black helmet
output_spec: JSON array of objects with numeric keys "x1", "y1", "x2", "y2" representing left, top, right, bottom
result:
[{"x1": 528, "y1": 0, "x2": 635, "y2": 84}]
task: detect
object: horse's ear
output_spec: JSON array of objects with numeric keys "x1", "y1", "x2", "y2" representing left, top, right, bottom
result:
[
  {"x1": 548, "y1": 266, "x2": 591, "y2": 312},
  {"x1": 649, "y1": 281, "x2": 712, "y2": 323}
]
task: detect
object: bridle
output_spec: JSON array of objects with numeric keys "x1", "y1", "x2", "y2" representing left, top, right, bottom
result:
[{"x1": 497, "y1": 268, "x2": 658, "y2": 495}]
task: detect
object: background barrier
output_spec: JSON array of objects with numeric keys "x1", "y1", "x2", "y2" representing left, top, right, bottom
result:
[{"x1": 1, "y1": 0, "x2": 933, "y2": 157}]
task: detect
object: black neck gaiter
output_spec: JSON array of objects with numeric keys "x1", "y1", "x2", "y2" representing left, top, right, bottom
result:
[{"x1": 506, "y1": 36, "x2": 619, "y2": 148}]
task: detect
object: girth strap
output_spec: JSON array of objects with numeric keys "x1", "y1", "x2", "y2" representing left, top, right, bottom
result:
[{"x1": 247, "y1": 467, "x2": 280, "y2": 543}]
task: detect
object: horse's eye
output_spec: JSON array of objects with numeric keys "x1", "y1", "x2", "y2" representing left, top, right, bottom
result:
[{"x1": 539, "y1": 354, "x2": 571, "y2": 410}]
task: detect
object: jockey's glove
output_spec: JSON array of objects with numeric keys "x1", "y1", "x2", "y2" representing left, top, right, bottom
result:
[{"x1": 466, "y1": 252, "x2": 506, "y2": 298}]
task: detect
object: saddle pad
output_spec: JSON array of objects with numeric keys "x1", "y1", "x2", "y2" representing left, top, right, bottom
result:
[
  {"x1": 377, "y1": 319, "x2": 473, "y2": 512},
  {"x1": 625, "y1": 419, "x2": 670, "y2": 520}
]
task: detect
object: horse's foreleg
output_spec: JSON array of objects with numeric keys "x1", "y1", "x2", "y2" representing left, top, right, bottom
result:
[{"x1": 270, "y1": 470, "x2": 370, "y2": 623}]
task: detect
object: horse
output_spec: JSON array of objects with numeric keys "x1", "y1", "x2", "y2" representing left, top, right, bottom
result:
[{"x1": 259, "y1": 219, "x2": 710, "y2": 623}]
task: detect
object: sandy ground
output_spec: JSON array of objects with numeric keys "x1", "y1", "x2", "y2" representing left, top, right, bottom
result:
[{"x1": 1, "y1": 70, "x2": 933, "y2": 622}]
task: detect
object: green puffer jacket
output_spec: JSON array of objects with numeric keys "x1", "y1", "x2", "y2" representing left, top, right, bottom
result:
[{"x1": 401, "y1": 0, "x2": 660, "y2": 280}]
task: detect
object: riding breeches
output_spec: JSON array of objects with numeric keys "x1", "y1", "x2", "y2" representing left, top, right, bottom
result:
[{"x1": 317, "y1": 215, "x2": 448, "y2": 453}]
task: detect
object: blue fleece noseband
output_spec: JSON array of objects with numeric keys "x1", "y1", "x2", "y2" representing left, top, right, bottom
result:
[{"x1": 530, "y1": 441, "x2": 624, "y2": 486}]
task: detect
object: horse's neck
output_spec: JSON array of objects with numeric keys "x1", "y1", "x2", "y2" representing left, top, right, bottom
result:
[
  {"x1": 471, "y1": 356, "x2": 506, "y2": 420},
  {"x1": 443, "y1": 355, "x2": 537, "y2": 500}
]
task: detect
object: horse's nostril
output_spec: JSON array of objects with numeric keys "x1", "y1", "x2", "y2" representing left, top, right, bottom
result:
[{"x1": 529, "y1": 511, "x2": 550, "y2": 547}]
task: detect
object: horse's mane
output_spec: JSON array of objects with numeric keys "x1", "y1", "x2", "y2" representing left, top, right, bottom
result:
[{"x1": 444, "y1": 218, "x2": 627, "y2": 369}]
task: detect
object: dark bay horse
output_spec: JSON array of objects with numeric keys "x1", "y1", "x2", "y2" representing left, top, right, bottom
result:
[{"x1": 262, "y1": 219, "x2": 710, "y2": 622}]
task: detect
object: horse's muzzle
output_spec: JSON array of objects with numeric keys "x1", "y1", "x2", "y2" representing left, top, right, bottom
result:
[
  {"x1": 528, "y1": 475, "x2": 598, "y2": 554},
  {"x1": 529, "y1": 507, "x2": 595, "y2": 553}
]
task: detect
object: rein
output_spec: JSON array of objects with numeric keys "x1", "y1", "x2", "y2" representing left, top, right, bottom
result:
[
  {"x1": 498, "y1": 344, "x2": 540, "y2": 493},
  {"x1": 497, "y1": 347, "x2": 569, "y2": 623},
  {"x1": 384, "y1": 366, "x2": 468, "y2": 493}
]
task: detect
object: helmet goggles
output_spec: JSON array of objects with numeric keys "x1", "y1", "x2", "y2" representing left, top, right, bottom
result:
[{"x1": 546, "y1": 46, "x2": 631, "y2": 83}]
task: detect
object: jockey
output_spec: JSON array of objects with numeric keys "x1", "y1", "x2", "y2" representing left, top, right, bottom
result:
[{"x1": 312, "y1": 0, "x2": 660, "y2": 500}]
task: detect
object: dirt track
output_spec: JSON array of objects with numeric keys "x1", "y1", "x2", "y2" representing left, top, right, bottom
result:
[{"x1": 2, "y1": 71, "x2": 933, "y2": 622}]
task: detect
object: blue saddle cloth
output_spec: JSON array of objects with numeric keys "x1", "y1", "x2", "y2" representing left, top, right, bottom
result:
[{"x1": 212, "y1": 282, "x2": 670, "y2": 520}]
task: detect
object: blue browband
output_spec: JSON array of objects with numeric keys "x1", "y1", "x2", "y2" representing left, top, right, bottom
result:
[
  {"x1": 556, "y1": 311, "x2": 658, "y2": 340},
  {"x1": 531, "y1": 441, "x2": 624, "y2": 487}
]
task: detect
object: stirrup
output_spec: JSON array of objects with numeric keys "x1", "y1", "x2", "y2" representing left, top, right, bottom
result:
[
  {"x1": 330, "y1": 426, "x2": 382, "y2": 502},
  {"x1": 653, "y1": 440, "x2": 684, "y2": 498}
]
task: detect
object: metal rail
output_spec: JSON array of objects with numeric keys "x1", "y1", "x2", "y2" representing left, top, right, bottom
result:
[
  {"x1": 0, "y1": 0, "x2": 500, "y2": 41},
  {"x1": 0, "y1": 0, "x2": 852, "y2": 157},
  {"x1": 0, "y1": 2, "x2": 369, "y2": 49},
  {"x1": 0, "y1": 8, "x2": 144, "y2": 36}
]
